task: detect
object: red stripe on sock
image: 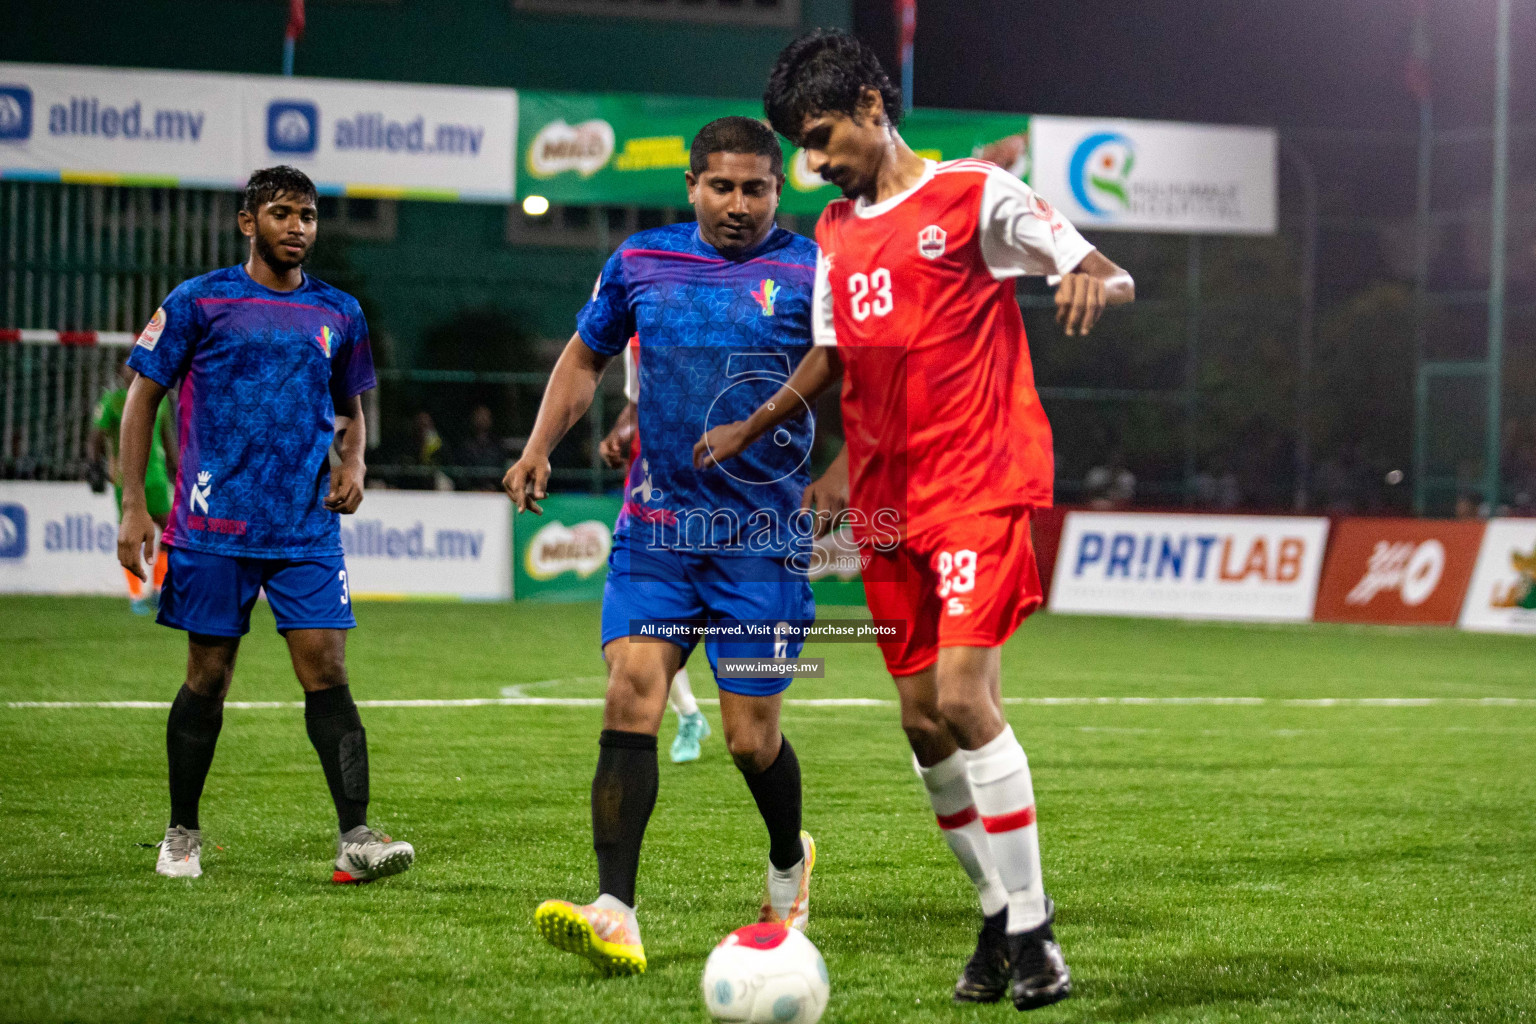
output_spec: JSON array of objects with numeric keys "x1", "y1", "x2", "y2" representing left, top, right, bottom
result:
[
  {"x1": 981, "y1": 806, "x2": 1036, "y2": 833},
  {"x1": 935, "y1": 805, "x2": 979, "y2": 830}
]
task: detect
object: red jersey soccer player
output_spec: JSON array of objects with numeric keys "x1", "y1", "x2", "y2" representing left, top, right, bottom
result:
[{"x1": 697, "y1": 32, "x2": 1132, "y2": 1012}]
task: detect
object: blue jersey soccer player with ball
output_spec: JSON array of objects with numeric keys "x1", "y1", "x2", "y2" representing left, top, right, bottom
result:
[
  {"x1": 505, "y1": 117, "x2": 841, "y2": 976},
  {"x1": 117, "y1": 165, "x2": 414, "y2": 885}
]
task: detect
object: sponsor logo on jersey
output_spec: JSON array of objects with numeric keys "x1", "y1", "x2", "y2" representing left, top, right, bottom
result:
[
  {"x1": 137, "y1": 307, "x2": 166, "y2": 350},
  {"x1": 917, "y1": 224, "x2": 947, "y2": 260},
  {"x1": 528, "y1": 119, "x2": 614, "y2": 178},
  {"x1": 266, "y1": 100, "x2": 318, "y2": 155},
  {"x1": 1069, "y1": 132, "x2": 1135, "y2": 216},
  {"x1": 750, "y1": 278, "x2": 780, "y2": 316},
  {"x1": 628, "y1": 458, "x2": 665, "y2": 504},
  {"x1": 314, "y1": 324, "x2": 335, "y2": 358},
  {"x1": 190, "y1": 471, "x2": 213, "y2": 515},
  {"x1": 0, "y1": 86, "x2": 34, "y2": 141},
  {"x1": 0, "y1": 503, "x2": 26, "y2": 559}
]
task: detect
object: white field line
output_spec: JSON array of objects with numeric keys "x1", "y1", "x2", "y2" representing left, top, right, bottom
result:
[{"x1": 5, "y1": 689, "x2": 1535, "y2": 711}]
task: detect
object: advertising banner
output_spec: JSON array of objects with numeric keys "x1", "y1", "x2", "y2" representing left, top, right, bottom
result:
[
  {"x1": 244, "y1": 77, "x2": 516, "y2": 201},
  {"x1": 513, "y1": 494, "x2": 622, "y2": 602},
  {"x1": 518, "y1": 91, "x2": 1030, "y2": 215},
  {"x1": 338, "y1": 491, "x2": 511, "y2": 600},
  {"x1": 0, "y1": 62, "x2": 516, "y2": 201},
  {"x1": 1314, "y1": 518, "x2": 1485, "y2": 626},
  {"x1": 1048, "y1": 512, "x2": 1328, "y2": 621},
  {"x1": 0, "y1": 62, "x2": 245, "y2": 188},
  {"x1": 1030, "y1": 115, "x2": 1277, "y2": 235},
  {"x1": 0, "y1": 482, "x2": 128, "y2": 595},
  {"x1": 1458, "y1": 518, "x2": 1536, "y2": 634}
]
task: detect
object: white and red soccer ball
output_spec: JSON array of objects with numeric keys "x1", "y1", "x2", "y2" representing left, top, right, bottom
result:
[{"x1": 702, "y1": 922, "x2": 829, "y2": 1024}]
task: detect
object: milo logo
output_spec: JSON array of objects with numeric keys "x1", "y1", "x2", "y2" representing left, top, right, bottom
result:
[
  {"x1": 528, "y1": 119, "x2": 614, "y2": 178},
  {"x1": 525, "y1": 519, "x2": 611, "y2": 580}
]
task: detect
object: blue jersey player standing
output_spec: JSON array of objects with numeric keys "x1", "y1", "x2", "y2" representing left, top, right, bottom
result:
[
  {"x1": 116, "y1": 166, "x2": 414, "y2": 885},
  {"x1": 506, "y1": 118, "x2": 833, "y2": 976}
]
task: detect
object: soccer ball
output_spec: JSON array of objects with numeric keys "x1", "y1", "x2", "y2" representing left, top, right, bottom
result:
[{"x1": 702, "y1": 922, "x2": 829, "y2": 1024}]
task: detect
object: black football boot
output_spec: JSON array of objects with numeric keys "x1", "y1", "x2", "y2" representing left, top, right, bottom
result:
[
  {"x1": 952, "y1": 908, "x2": 1011, "y2": 1004},
  {"x1": 1008, "y1": 898, "x2": 1071, "y2": 1011}
]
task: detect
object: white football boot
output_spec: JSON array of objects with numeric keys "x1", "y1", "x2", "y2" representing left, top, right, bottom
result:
[
  {"x1": 333, "y1": 825, "x2": 415, "y2": 884},
  {"x1": 155, "y1": 825, "x2": 203, "y2": 878}
]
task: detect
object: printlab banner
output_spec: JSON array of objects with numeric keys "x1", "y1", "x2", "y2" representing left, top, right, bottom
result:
[
  {"x1": 518, "y1": 91, "x2": 1030, "y2": 215},
  {"x1": 0, "y1": 482, "x2": 128, "y2": 595},
  {"x1": 513, "y1": 494, "x2": 622, "y2": 603},
  {"x1": 0, "y1": 62, "x2": 516, "y2": 201},
  {"x1": 1458, "y1": 518, "x2": 1536, "y2": 634},
  {"x1": 337, "y1": 491, "x2": 511, "y2": 600},
  {"x1": 1313, "y1": 518, "x2": 1485, "y2": 626},
  {"x1": 1030, "y1": 115, "x2": 1277, "y2": 235},
  {"x1": 1049, "y1": 512, "x2": 1328, "y2": 622}
]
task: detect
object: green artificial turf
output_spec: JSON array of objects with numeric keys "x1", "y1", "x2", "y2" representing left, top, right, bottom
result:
[{"x1": 1, "y1": 596, "x2": 1533, "y2": 1022}]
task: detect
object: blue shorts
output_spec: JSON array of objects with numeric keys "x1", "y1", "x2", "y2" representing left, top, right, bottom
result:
[
  {"x1": 158, "y1": 546, "x2": 357, "y2": 637},
  {"x1": 600, "y1": 541, "x2": 815, "y2": 697}
]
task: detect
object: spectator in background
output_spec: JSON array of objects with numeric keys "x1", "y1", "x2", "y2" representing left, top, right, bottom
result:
[
  {"x1": 1193, "y1": 462, "x2": 1242, "y2": 511},
  {"x1": 398, "y1": 410, "x2": 448, "y2": 491},
  {"x1": 456, "y1": 404, "x2": 509, "y2": 492},
  {"x1": 1085, "y1": 449, "x2": 1135, "y2": 509}
]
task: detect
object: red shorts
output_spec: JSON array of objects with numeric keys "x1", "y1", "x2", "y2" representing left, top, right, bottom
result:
[{"x1": 861, "y1": 507, "x2": 1043, "y2": 677}]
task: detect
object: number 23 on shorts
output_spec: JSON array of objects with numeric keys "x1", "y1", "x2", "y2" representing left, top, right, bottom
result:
[{"x1": 936, "y1": 549, "x2": 976, "y2": 616}]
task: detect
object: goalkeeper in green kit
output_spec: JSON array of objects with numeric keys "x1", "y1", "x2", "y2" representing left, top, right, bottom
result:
[{"x1": 90, "y1": 353, "x2": 176, "y2": 614}]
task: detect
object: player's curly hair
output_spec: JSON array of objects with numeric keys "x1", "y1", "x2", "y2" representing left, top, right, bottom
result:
[
  {"x1": 690, "y1": 116, "x2": 784, "y2": 177},
  {"x1": 242, "y1": 165, "x2": 318, "y2": 214},
  {"x1": 764, "y1": 29, "x2": 903, "y2": 143}
]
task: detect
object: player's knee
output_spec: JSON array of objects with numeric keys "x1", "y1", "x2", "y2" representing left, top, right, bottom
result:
[
  {"x1": 308, "y1": 658, "x2": 348, "y2": 691},
  {"x1": 900, "y1": 705, "x2": 949, "y2": 754},
  {"x1": 934, "y1": 688, "x2": 989, "y2": 735},
  {"x1": 727, "y1": 731, "x2": 776, "y2": 774}
]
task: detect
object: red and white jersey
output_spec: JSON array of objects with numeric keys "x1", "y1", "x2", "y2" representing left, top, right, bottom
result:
[{"x1": 813, "y1": 158, "x2": 1094, "y2": 540}]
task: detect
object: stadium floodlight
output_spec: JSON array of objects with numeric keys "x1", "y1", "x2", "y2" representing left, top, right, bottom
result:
[{"x1": 522, "y1": 195, "x2": 550, "y2": 217}]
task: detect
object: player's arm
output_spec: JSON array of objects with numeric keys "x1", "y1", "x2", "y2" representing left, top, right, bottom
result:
[
  {"x1": 693, "y1": 346, "x2": 842, "y2": 469},
  {"x1": 599, "y1": 401, "x2": 638, "y2": 469},
  {"x1": 158, "y1": 397, "x2": 178, "y2": 480},
  {"x1": 1056, "y1": 249, "x2": 1134, "y2": 338},
  {"x1": 116, "y1": 374, "x2": 169, "y2": 581},
  {"x1": 326, "y1": 394, "x2": 366, "y2": 514},
  {"x1": 802, "y1": 441, "x2": 849, "y2": 537},
  {"x1": 503, "y1": 333, "x2": 611, "y2": 514}
]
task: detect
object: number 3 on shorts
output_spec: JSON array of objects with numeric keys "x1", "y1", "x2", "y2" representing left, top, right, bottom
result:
[
  {"x1": 936, "y1": 549, "x2": 977, "y2": 597},
  {"x1": 338, "y1": 569, "x2": 350, "y2": 605}
]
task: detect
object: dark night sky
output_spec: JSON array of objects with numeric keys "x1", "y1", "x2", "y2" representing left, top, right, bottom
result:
[{"x1": 853, "y1": 0, "x2": 1534, "y2": 132}]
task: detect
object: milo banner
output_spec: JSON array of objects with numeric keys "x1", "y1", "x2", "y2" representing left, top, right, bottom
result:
[
  {"x1": 514, "y1": 494, "x2": 623, "y2": 602},
  {"x1": 518, "y1": 91, "x2": 1030, "y2": 216}
]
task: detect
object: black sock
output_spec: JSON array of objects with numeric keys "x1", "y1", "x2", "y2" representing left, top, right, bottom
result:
[
  {"x1": 592, "y1": 729, "x2": 659, "y2": 908},
  {"x1": 304, "y1": 685, "x2": 369, "y2": 833},
  {"x1": 741, "y1": 735, "x2": 803, "y2": 870},
  {"x1": 166, "y1": 684, "x2": 224, "y2": 830}
]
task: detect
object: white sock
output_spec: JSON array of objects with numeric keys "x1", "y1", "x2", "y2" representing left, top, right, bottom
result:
[
  {"x1": 593, "y1": 892, "x2": 640, "y2": 941},
  {"x1": 964, "y1": 725, "x2": 1048, "y2": 934},
  {"x1": 914, "y1": 750, "x2": 1008, "y2": 918},
  {"x1": 767, "y1": 858, "x2": 805, "y2": 921},
  {"x1": 669, "y1": 667, "x2": 700, "y2": 718}
]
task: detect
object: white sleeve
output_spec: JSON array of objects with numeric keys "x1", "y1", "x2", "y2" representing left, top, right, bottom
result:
[
  {"x1": 978, "y1": 167, "x2": 1096, "y2": 283},
  {"x1": 622, "y1": 343, "x2": 639, "y2": 403},
  {"x1": 811, "y1": 248, "x2": 837, "y2": 348}
]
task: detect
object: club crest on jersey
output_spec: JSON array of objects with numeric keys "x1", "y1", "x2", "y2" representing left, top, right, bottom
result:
[
  {"x1": 314, "y1": 325, "x2": 335, "y2": 358},
  {"x1": 137, "y1": 307, "x2": 166, "y2": 350},
  {"x1": 918, "y1": 224, "x2": 947, "y2": 260},
  {"x1": 751, "y1": 278, "x2": 780, "y2": 316}
]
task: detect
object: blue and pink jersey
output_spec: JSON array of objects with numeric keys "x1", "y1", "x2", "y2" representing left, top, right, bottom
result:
[
  {"x1": 577, "y1": 223, "x2": 817, "y2": 557},
  {"x1": 126, "y1": 264, "x2": 376, "y2": 559}
]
